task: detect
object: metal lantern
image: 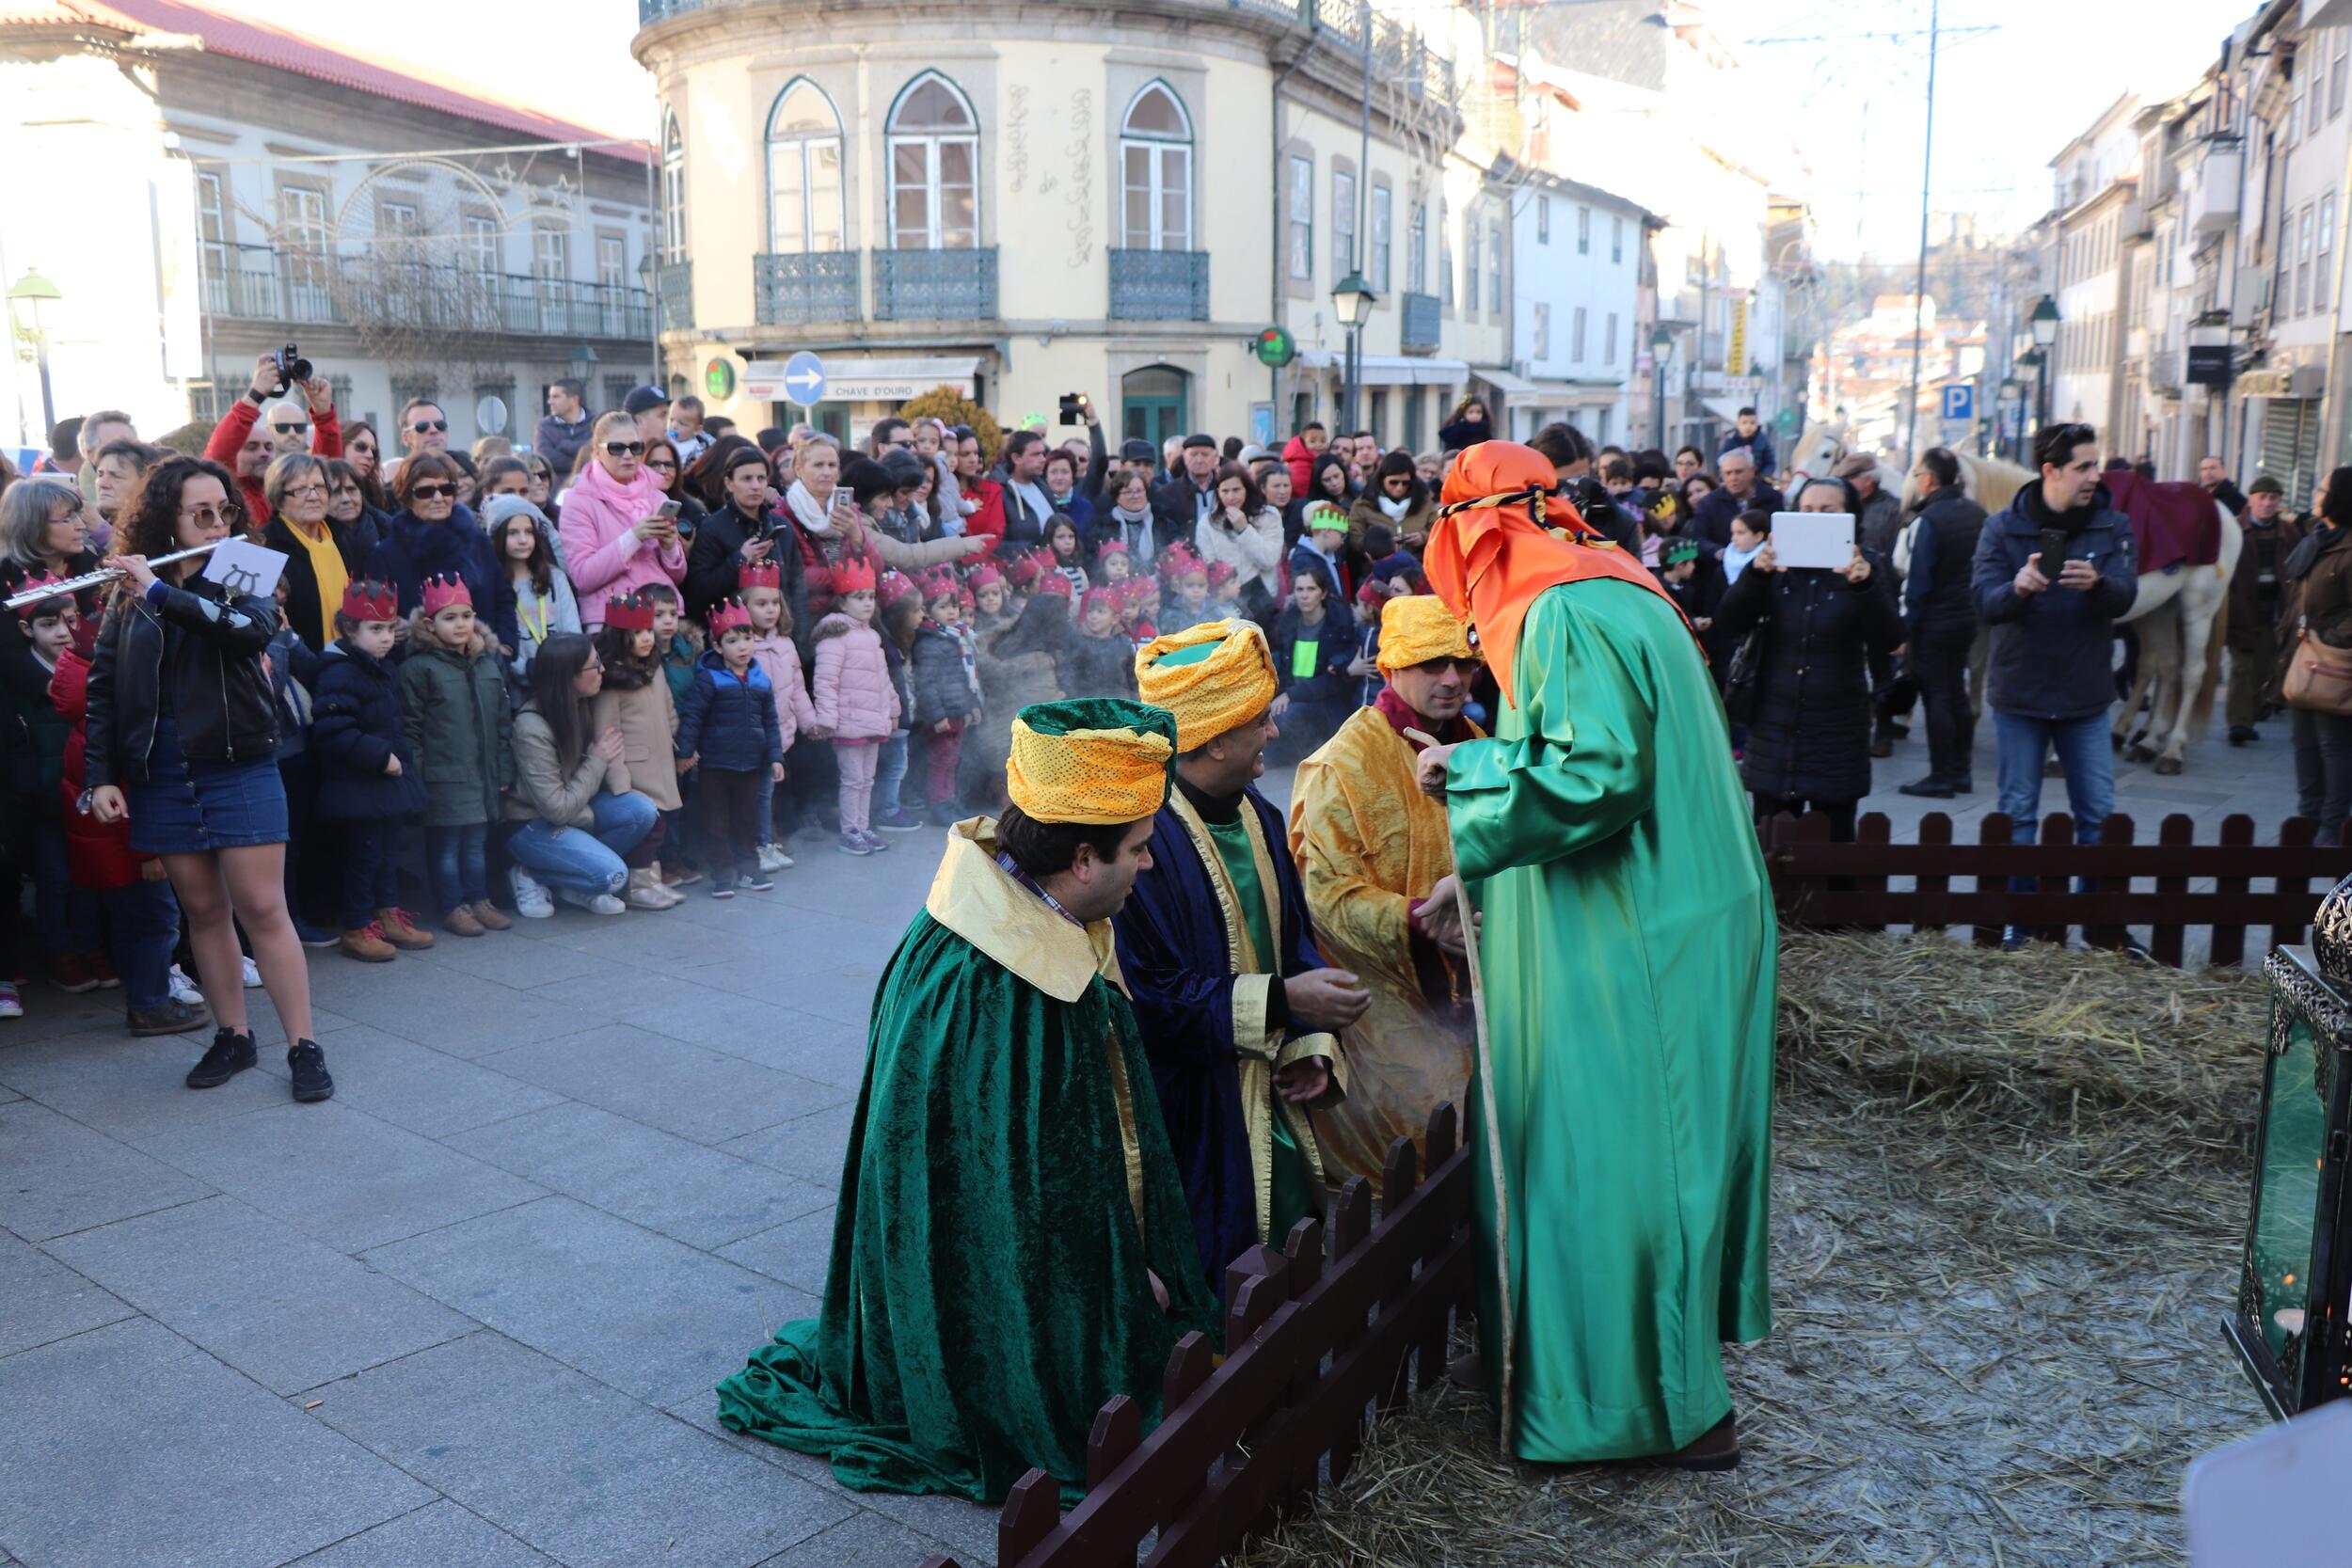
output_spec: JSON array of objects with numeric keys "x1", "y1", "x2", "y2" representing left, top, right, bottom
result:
[{"x1": 2228, "y1": 944, "x2": 2352, "y2": 1418}]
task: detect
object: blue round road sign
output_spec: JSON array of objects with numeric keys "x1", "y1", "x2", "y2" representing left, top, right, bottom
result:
[{"x1": 783, "y1": 351, "x2": 828, "y2": 405}]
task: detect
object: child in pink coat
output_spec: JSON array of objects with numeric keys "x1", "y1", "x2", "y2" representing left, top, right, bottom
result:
[
  {"x1": 739, "y1": 561, "x2": 818, "y2": 869},
  {"x1": 811, "y1": 558, "x2": 898, "y2": 856}
]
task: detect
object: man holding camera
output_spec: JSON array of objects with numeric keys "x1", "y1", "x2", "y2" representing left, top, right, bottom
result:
[{"x1": 205, "y1": 350, "x2": 342, "y2": 527}]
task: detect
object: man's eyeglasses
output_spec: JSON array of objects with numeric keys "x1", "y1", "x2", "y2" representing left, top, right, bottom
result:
[
  {"x1": 411, "y1": 420, "x2": 450, "y2": 435},
  {"x1": 408, "y1": 483, "x2": 457, "y2": 500},
  {"x1": 603, "y1": 441, "x2": 646, "y2": 457},
  {"x1": 272, "y1": 423, "x2": 310, "y2": 437}
]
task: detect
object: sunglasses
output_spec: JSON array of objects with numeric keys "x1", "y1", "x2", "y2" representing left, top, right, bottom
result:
[
  {"x1": 408, "y1": 483, "x2": 456, "y2": 500},
  {"x1": 646, "y1": 458, "x2": 678, "y2": 471},
  {"x1": 1418, "y1": 657, "x2": 1482, "y2": 675},
  {"x1": 603, "y1": 441, "x2": 645, "y2": 457},
  {"x1": 177, "y1": 503, "x2": 244, "y2": 527},
  {"x1": 272, "y1": 423, "x2": 310, "y2": 437},
  {"x1": 411, "y1": 420, "x2": 450, "y2": 435}
]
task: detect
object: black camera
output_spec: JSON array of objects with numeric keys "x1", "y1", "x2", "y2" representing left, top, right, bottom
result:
[
  {"x1": 271, "y1": 342, "x2": 312, "y2": 395},
  {"x1": 1057, "y1": 392, "x2": 1087, "y2": 427}
]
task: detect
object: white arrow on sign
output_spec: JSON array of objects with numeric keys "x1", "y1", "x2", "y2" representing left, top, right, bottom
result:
[{"x1": 782, "y1": 350, "x2": 827, "y2": 404}]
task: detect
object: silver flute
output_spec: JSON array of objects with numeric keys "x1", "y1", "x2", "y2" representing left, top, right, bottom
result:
[{"x1": 4, "y1": 541, "x2": 225, "y2": 610}]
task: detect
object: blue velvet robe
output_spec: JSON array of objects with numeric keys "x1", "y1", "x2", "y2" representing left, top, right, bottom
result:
[{"x1": 1113, "y1": 786, "x2": 1331, "y2": 1293}]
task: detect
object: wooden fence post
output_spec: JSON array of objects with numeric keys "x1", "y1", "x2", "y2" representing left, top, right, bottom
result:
[
  {"x1": 1280, "y1": 1218, "x2": 1327, "y2": 1505},
  {"x1": 2199, "y1": 814, "x2": 2241, "y2": 969},
  {"x1": 1376, "y1": 1135, "x2": 1421, "y2": 1413},
  {"x1": 1088, "y1": 1396, "x2": 1142, "y2": 1490},
  {"x1": 1158, "y1": 1331, "x2": 1215, "y2": 1533},
  {"x1": 2035, "y1": 812, "x2": 2074, "y2": 945},
  {"x1": 1916, "y1": 811, "x2": 1953, "y2": 937},
  {"x1": 998, "y1": 1469, "x2": 1059, "y2": 1564},
  {"x1": 1413, "y1": 1102, "x2": 1459, "y2": 1393},
  {"x1": 1325, "y1": 1178, "x2": 1375, "y2": 1486},
  {"x1": 2084, "y1": 811, "x2": 2134, "y2": 952},
  {"x1": 1854, "y1": 813, "x2": 1891, "y2": 931},
  {"x1": 1973, "y1": 813, "x2": 2010, "y2": 948},
  {"x1": 2274, "y1": 816, "x2": 2319, "y2": 955}
]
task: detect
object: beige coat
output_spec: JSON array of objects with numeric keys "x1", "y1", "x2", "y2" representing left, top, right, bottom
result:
[
  {"x1": 505, "y1": 703, "x2": 613, "y2": 829},
  {"x1": 590, "y1": 673, "x2": 682, "y2": 812}
]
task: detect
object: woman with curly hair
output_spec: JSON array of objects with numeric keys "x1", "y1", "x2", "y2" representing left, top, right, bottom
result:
[{"x1": 85, "y1": 453, "x2": 331, "y2": 1101}]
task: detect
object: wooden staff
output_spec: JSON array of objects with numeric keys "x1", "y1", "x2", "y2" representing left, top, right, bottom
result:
[{"x1": 1406, "y1": 725, "x2": 1515, "y2": 1449}]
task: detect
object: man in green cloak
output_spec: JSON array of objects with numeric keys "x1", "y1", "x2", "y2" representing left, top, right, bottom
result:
[
  {"x1": 1411, "y1": 441, "x2": 1774, "y2": 1470},
  {"x1": 715, "y1": 698, "x2": 1221, "y2": 1502}
]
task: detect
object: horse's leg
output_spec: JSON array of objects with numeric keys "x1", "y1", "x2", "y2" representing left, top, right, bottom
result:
[
  {"x1": 2159, "y1": 574, "x2": 2229, "y2": 774},
  {"x1": 2126, "y1": 608, "x2": 2179, "y2": 763}
]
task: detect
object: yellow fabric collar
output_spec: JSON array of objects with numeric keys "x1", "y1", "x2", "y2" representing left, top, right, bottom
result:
[{"x1": 924, "y1": 817, "x2": 1126, "y2": 1003}]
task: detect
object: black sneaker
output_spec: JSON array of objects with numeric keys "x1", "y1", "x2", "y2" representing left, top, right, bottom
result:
[
  {"x1": 1898, "y1": 777, "x2": 1956, "y2": 799},
  {"x1": 184, "y1": 1028, "x2": 257, "y2": 1088},
  {"x1": 287, "y1": 1040, "x2": 334, "y2": 1102}
]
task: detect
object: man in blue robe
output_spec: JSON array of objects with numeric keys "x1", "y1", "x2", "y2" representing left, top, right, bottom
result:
[{"x1": 1114, "y1": 620, "x2": 1369, "y2": 1291}]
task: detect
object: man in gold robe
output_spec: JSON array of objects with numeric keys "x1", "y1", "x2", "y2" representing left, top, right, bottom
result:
[
  {"x1": 1113, "y1": 620, "x2": 1366, "y2": 1293},
  {"x1": 1287, "y1": 594, "x2": 1483, "y2": 1188}
]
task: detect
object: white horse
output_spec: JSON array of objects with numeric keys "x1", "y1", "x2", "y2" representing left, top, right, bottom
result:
[
  {"x1": 1785, "y1": 414, "x2": 1906, "y2": 500},
  {"x1": 1901, "y1": 451, "x2": 2243, "y2": 776}
]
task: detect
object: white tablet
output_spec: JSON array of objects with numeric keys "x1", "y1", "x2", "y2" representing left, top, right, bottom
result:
[{"x1": 1771, "y1": 512, "x2": 1855, "y2": 572}]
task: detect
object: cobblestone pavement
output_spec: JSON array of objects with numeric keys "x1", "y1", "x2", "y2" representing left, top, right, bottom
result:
[{"x1": 0, "y1": 712, "x2": 2303, "y2": 1568}]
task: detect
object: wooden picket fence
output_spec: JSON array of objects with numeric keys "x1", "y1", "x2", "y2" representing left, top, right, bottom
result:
[
  {"x1": 913, "y1": 1102, "x2": 1475, "y2": 1568},
  {"x1": 1757, "y1": 810, "x2": 2352, "y2": 967}
]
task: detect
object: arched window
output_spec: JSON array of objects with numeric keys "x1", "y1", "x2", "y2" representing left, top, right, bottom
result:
[
  {"x1": 661, "y1": 112, "x2": 686, "y2": 261},
  {"x1": 1120, "y1": 83, "x2": 1192, "y2": 251},
  {"x1": 885, "y1": 71, "x2": 978, "y2": 250},
  {"x1": 766, "y1": 80, "x2": 845, "y2": 254}
]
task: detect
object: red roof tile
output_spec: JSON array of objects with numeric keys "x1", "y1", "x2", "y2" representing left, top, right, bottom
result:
[{"x1": 8, "y1": 0, "x2": 647, "y2": 163}]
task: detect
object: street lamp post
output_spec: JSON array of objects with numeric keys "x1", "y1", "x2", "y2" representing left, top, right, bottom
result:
[
  {"x1": 1330, "y1": 271, "x2": 1375, "y2": 434},
  {"x1": 1650, "y1": 324, "x2": 1675, "y2": 450},
  {"x1": 2016, "y1": 348, "x2": 2045, "y2": 454},
  {"x1": 8, "y1": 269, "x2": 63, "y2": 438},
  {"x1": 1996, "y1": 375, "x2": 2023, "y2": 461},
  {"x1": 2028, "y1": 295, "x2": 2060, "y2": 437}
]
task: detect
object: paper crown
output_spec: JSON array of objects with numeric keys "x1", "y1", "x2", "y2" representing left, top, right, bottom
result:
[
  {"x1": 917, "y1": 566, "x2": 960, "y2": 601},
  {"x1": 603, "y1": 593, "x2": 656, "y2": 632},
  {"x1": 707, "y1": 598, "x2": 752, "y2": 637},
  {"x1": 1356, "y1": 575, "x2": 1393, "y2": 608},
  {"x1": 1157, "y1": 541, "x2": 1203, "y2": 579},
  {"x1": 1305, "y1": 500, "x2": 1350, "y2": 533},
  {"x1": 1080, "y1": 585, "x2": 1120, "y2": 616},
  {"x1": 10, "y1": 572, "x2": 71, "y2": 617},
  {"x1": 1095, "y1": 538, "x2": 1129, "y2": 558},
  {"x1": 831, "y1": 557, "x2": 877, "y2": 594},
  {"x1": 880, "y1": 569, "x2": 923, "y2": 606},
  {"x1": 341, "y1": 579, "x2": 398, "y2": 623},
  {"x1": 1203, "y1": 560, "x2": 1236, "y2": 588},
  {"x1": 1034, "y1": 569, "x2": 1073, "y2": 599},
  {"x1": 965, "y1": 563, "x2": 1004, "y2": 591},
  {"x1": 738, "y1": 560, "x2": 781, "y2": 591},
  {"x1": 421, "y1": 574, "x2": 472, "y2": 615},
  {"x1": 1002, "y1": 551, "x2": 1042, "y2": 589}
]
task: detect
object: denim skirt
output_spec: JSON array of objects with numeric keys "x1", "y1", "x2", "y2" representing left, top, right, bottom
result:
[{"x1": 127, "y1": 715, "x2": 289, "y2": 855}]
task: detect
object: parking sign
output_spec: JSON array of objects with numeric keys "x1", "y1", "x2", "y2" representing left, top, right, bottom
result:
[{"x1": 1939, "y1": 383, "x2": 1975, "y2": 423}]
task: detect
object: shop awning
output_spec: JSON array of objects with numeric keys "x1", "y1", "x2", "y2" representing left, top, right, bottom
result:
[
  {"x1": 1470, "y1": 367, "x2": 1541, "y2": 401},
  {"x1": 1528, "y1": 378, "x2": 1623, "y2": 405},
  {"x1": 1295, "y1": 350, "x2": 1468, "y2": 387},
  {"x1": 1700, "y1": 395, "x2": 1751, "y2": 425},
  {"x1": 741, "y1": 355, "x2": 982, "y2": 403}
]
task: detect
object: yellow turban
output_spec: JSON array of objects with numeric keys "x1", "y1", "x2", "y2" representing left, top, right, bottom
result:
[
  {"x1": 1005, "y1": 699, "x2": 1178, "y2": 825},
  {"x1": 1134, "y1": 619, "x2": 1280, "y2": 750},
  {"x1": 1376, "y1": 594, "x2": 1480, "y2": 676}
]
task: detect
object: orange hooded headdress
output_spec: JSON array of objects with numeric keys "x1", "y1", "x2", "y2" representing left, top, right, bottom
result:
[{"x1": 1426, "y1": 441, "x2": 1692, "y2": 705}]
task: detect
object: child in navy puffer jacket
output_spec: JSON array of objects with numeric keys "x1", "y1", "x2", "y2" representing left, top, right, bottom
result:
[
  {"x1": 309, "y1": 580, "x2": 428, "y2": 959},
  {"x1": 675, "y1": 597, "x2": 784, "y2": 897}
]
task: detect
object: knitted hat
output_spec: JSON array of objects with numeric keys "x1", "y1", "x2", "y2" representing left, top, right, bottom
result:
[
  {"x1": 739, "y1": 560, "x2": 782, "y2": 590},
  {"x1": 602, "y1": 593, "x2": 655, "y2": 632},
  {"x1": 1005, "y1": 698, "x2": 1178, "y2": 826},
  {"x1": 341, "y1": 579, "x2": 398, "y2": 623},
  {"x1": 1134, "y1": 619, "x2": 1279, "y2": 749},
  {"x1": 707, "y1": 598, "x2": 752, "y2": 638},
  {"x1": 420, "y1": 574, "x2": 472, "y2": 616},
  {"x1": 832, "y1": 557, "x2": 878, "y2": 594},
  {"x1": 1376, "y1": 594, "x2": 1480, "y2": 677}
]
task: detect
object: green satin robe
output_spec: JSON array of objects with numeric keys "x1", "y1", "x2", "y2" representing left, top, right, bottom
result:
[
  {"x1": 1445, "y1": 579, "x2": 1775, "y2": 1462},
  {"x1": 716, "y1": 828, "x2": 1221, "y2": 1503}
]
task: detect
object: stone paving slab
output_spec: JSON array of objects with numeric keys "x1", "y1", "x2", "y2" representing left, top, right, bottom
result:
[
  {"x1": 719, "y1": 1101, "x2": 862, "y2": 1189},
  {"x1": 135, "y1": 1099, "x2": 546, "y2": 1251},
  {"x1": 0, "y1": 1100, "x2": 213, "y2": 1243},
  {"x1": 0, "y1": 1029, "x2": 289, "y2": 1141},
  {"x1": 310, "y1": 1331, "x2": 853, "y2": 1568},
  {"x1": 481, "y1": 1022, "x2": 851, "y2": 1145},
  {"x1": 245, "y1": 1024, "x2": 568, "y2": 1140},
  {"x1": 445, "y1": 1101, "x2": 834, "y2": 1250},
  {"x1": 45, "y1": 1196, "x2": 473, "y2": 1396},
  {"x1": 718, "y1": 1205, "x2": 839, "y2": 1295},
  {"x1": 0, "y1": 1317, "x2": 433, "y2": 1568},
  {"x1": 278, "y1": 1500, "x2": 558, "y2": 1567},
  {"x1": 361, "y1": 1195, "x2": 818, "y2": 1408},
  {"x1": 0, "y1": 1232, "x2": 135, "y2": 1359}
]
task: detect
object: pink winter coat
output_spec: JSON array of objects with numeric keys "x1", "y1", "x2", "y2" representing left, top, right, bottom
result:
[
  {"x1": 811, "y1": 613, "x2": 899, "y2": 742},
  {"x1": 560, "y1": 458, "x2": 687, "y2": 624},
  {"x1": 747, "y1": 628, "x2": 818, "y2": 751}
]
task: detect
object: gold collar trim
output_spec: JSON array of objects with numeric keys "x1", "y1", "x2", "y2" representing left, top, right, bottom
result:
[{"x1": 924, "y1": 818, "x2": 1125, "y2": 1003}]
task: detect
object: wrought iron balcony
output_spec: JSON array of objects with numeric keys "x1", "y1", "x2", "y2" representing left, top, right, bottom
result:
[
  {"x1": 658, "y1": 261, "x2": 694, "y2": 332},
  {"x1": 1108, "y1": 249, "x2": 1209, "y2": 321},
  {"x1": 1401, "y1": 291, "x2": 1441, "y2": 353},
  {"x1": 199, "y1": 243, "x2": 652, "y2": 339},
  {"x1": 872, "y1": 247, "x2": 997, "y2": 321},
  {"x1": 755, "y1": 251, "x2": 860, "y2": 325}
]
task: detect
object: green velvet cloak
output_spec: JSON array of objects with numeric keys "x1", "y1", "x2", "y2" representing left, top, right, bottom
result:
[
  {"x1": 1445, "y1": 579, "x2": 1776, "y2": 1462},
  {"x1": 715, "y1": 883, "x2": 1222, "y2": 1504}
]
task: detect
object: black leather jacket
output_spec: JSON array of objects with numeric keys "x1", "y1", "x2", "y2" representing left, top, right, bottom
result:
[{"x1": 86, "y1": 578, "x2": 279, "y2": 787}]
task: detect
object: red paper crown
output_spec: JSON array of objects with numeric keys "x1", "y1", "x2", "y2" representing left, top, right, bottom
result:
[
  {"x1": 831, "y1": 557, "x2": 877, "y2": 594},
  {"x1": 10, "y1": 572, "x2": 71, "y2": 618},
  {"x1": 1002, "y1": 551, "x2": 1042, "y2": 589},
  {"x1": 955, "y1": 584, "x2": 976, "y2": 610},
  {"x1": 421, "y1": 574, "x2": 472, "y2": 616},
  {"x1": 1204, "y1": 560, "x2": 1236, "y2": 588},
  {"x1": 1034, "y1": 570, "x2": 1073, "y2": 599},
  {"x1": 880, "y1": 569, "x2": 922, "y2": 606},
  {"x1": 1080, "y1": 586, "x2": 1119, "y2": 616},
  {"x1": 917, "y1": 566, "x2": 959, "y2": 601},
  {"x1": 603, "y1": 594, "x2": 656, "y2": 632},
  {"x1": 1095, "y1": 538, "x2": 1129, "y2": 558},
  {"x1": 965, "y1": 562, "x2": 1003, "y2": 591},
  {"x1": 1357, "y1": 576, "x2": 1391, "y2": 607},
  {"x1": 1156, "y1": 541, "x2": 1201, "y2": 578},
  {"x1": 341, "y1": 579, "x2": 398, "y2": 623},
  {"x1": 707, "y1": 597, "x2": 752, "y2": 638},
  {"x1": 738, "y1": 561, "x2": 781, "y2": 591}
]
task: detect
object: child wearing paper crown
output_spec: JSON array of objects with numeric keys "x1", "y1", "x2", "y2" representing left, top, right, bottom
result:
[
  {"x1": 810, "y1": 557, "x2": 898, "y2": 856},
  {"x1": 738, "y1": 560, "x2": 816, "y2": 870},
  {"x1": 910, "y1": 567, "x2": 981, "y2": 825},
  {"x1": 5, "y1": 575, "x2": 108, "y2": 992},
  {"x1": 1063, "y1": 583, "x2": 1138, "y2": 700},
  {"x1": 592, "y1": 593, "x2": 687, "y2": 908},
  {"x1": 675, "y1": 598, "x2": 785, "y2": 895},
  {"x1": 310, "y1": 579, "x2": 430, "y2": 961},
  {"x1": 396, "y1": 575, "x2": 515, "y2": 937}
]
